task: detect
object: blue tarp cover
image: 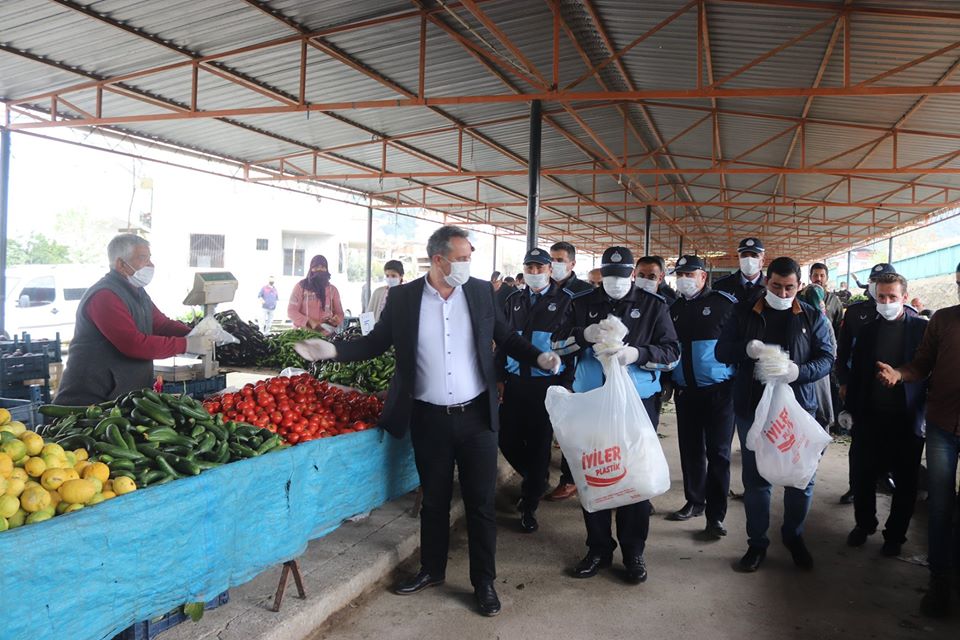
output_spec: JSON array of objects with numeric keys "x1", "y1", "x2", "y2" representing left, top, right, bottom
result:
[{"x1": 0, "y1": 429, "x2": 418, "y2": 640}]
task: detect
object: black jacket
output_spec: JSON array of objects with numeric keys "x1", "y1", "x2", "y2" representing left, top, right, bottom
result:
[
  {"x1": 497, "y1": 283, "x2": 576, "y2": 386},
  {"x1": 712, "y1": 270, "x2": 766, "y2": 305},
  {"x1": 846, "y1": 314, "x2": 928, "y2": 438},
  {"x1": 336, "y1": 276, "x2": 543, "y2": 437}
]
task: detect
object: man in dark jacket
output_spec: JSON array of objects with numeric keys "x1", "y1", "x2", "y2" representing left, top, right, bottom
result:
[
  {"x1": 712, "y1": 237, "x2": 766, "y2": 304},
  {"x1": 497, "y1": 248, "x2": 576, "y2": 533},
  {"x1": 845, "y1": 273, "x2": 927, "y2": 557},
  {"x1": 666, "y1": 256, "x2": 738, "y2": 538},
  {"x1": 294, "y1": 225, "x2": 560, "y2": 617},
  {"x1": 716, "y1": 257, "x2": 835, "y2": 573}
]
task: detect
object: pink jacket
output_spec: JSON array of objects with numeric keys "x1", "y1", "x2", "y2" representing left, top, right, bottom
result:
[{"x1": 287, "y1": 282, "x2": 343, "y2": 335}]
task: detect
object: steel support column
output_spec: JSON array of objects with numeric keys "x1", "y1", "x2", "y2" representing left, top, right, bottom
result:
[
  {"x1": 644, "y1": 205, "x2": 652, "y2": 256},
  {"x1": 526, "y1": 99, "x2": 542, "y2": 251},
  {"x1": 846, "y1": 250, "x2": 852, "y2": 289},
  {"x1": 492, "y1": 232, "x2": 498, "y2": 273},
  {"x1": 364, "y1": 203, "x2": 373, "y2": 312},
  {"x1": 0, "y1": 119, "x2": 10, "y2": 335},
  {"x1": 678, "y1": 235, "x2": 684, "y2": 259},
  {"x1": 888, "y1": 236, "x2": 894, "y2": 263}
]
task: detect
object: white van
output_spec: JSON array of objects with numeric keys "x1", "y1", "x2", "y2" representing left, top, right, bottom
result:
[{"x1": 4, "y1": 264, "x2": 106, "y2": 341}]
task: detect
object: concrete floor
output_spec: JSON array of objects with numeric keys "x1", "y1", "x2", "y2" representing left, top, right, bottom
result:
[{"x1": 310, "y1": 410, "x2": 959, "y2": 640}]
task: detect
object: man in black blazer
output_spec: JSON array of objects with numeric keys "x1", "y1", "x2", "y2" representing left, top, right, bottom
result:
[{"x1": 295, "y1": 225, "x2": 560, "y2": 617}]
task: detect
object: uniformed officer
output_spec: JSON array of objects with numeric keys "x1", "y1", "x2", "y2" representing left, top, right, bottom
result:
[
  {"x1": 836, "y1": 262, "x2": 912, "y2": 503},
  {"x1": 552, "y1": 246, "x2": 680, "y2": 584},
  {"x1": 497, "y1": 248, "x2": 576, "y2": 533},
  {"x1": 713, "y1": 237, "x2": 767, "y2": 304},
  {"x1": 546, "y1": 241, "x2": 594, "y2": 503},
  {"x1": 665, "y1": 256, "x2": 737, "y2": 539}
]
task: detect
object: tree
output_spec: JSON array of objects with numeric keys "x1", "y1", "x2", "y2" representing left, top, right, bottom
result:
[{"x1": 6, "y1": 233, "x2": 71, "y2": 265}]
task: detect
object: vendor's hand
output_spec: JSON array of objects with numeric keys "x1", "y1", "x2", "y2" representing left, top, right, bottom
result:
[
  {"x1": 876, "y1": 362, "x2": 901, "y2": 387},
  {"x1": 537, "y1": 351, "x2": 562, "y2": 375},
  {"x1": 746, "y1": 339, "x2": 764, "y2": 360},
  {"x1": 294, "y1": 339, "x2": 337, "y2": 362},
  {"x1": 583, "y1": 324, "x2": 605, "y2": 344},
  {"x1": 184, "y1": 335, "x2": 214, "y2": 356}
]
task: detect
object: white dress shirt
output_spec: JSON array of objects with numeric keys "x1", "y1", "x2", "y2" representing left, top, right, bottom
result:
[{"x1": 415, "y1": 278, "x2": 486, "y2": 405}]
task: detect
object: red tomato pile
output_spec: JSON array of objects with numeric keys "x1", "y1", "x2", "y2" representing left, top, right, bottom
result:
[{"x1": 202, "y1": 373, "x2": 384, "y2": 444}]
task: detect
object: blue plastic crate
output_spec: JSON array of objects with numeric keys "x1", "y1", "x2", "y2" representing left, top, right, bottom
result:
[
  {"x1": 161, "y1": 374, "x2": 226, "y2": 400},
  {"x1": 0, "y1": 332, "x2": 62, "y2": 363},
  {"x1": 0, "y1": 392, "x2": 40, "y2": 428},
  {"x1": 114, "y1": 591, "x2": 229, "y2": 640}
]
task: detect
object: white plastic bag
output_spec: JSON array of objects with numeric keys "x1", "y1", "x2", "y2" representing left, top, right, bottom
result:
[
  {"x1": 187, "y1": 315, "x2": 240, "y2": 346},
  {"x1": 746, "y1": 382, "x2": 832, "y2": 489},
  {"x1": 545, "y1": 353, "x2": 670, "y2": 513}
]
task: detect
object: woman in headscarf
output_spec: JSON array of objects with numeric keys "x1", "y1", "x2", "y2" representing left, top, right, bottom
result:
[
  {"x1": 287, "y1": 255, "x2": 343, "y2": 336},
  {"x1": 800, "y1": 283, "x2": 836, "y2": 429}
]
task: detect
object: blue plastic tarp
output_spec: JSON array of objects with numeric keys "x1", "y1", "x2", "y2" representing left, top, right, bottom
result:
[{"x1": 0, "y1": 429, "x2": 418, "y2": 640}]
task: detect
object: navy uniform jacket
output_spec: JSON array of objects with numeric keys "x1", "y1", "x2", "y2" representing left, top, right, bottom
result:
[
  {"x1": 669, "y1": 288, "x2": 737, "y2": 390},
  {"x1": 558, "y1": 273, "x2": 595, "y2": 299},
  {"x1": 497, "y1": 283, "x2": 576, "y2": 386},
  {"x1": 715, "y1": 297, "x2": 835, "y2": 420},
  {"x1": 553, "y1": 286, "x2": 680, "y2": 399},
  {"x1": 712, "y1": 270, "x2": 766, "y2": 305},
  {"x1": 846, "y1": 314, "x2": 928, "y2": 438}
]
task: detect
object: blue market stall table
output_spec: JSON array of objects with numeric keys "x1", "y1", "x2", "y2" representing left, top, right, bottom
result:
[{"x1": 0, "y1": 428, "x2": 418, "y2": 640}]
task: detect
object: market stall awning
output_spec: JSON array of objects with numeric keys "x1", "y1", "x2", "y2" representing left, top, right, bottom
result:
[{"x1": 3, "y1": 0, "x2": 960, "y2": 263}]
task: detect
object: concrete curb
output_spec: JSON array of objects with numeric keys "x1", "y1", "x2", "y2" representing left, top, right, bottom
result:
[{"x1": 161, "y1": 459, "x2": 515, "y2": 640}]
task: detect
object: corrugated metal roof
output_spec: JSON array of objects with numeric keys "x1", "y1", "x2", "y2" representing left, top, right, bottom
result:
[{"x1": 1, "y1": 0, "x2": 958, "y2": 260}]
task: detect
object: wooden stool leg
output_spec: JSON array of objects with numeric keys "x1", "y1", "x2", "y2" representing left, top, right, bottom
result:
[{"x1": 271, "y1": 560, "x2": 306, "y2": 612}]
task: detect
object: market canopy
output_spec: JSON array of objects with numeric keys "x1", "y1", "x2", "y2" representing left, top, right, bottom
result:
[{"x1": 3, "y1": 0, "x2": 960, "y2": 263}]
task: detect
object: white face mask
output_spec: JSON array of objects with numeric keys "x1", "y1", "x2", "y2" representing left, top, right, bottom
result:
[
  {"x1": 764, "y1": 288, "x2": 794, "y2": 311},
  {"x1": 876, "y1": 301, "x2": 903, "y2": 321},
  {"x1": 602, "y1": 276, "x2": 633, "y2": 299},
  {"x1": 636, "y1": 278, "x2": 659, "y2": 294},
  {"x1": 676, "y1": 277, "x2": 702, "y2": 299},
  {"x1": 124, "y1": 261, "x2": 154, "y2": 288},
  {"x1": 442, "y1": 258, "x2": 470, "y2": 288},
  {"x1": 740, "y1": 256, "x2": 761, "y2": 278},
  {"x1": 868, "y1": 282, "x2": 878, "y2": 300},
  {"x1": 551, "y1": 261, "x2": 569, "y2": 282},
  {"x1": 385, "y1": 276, "x2": 401, "y2": 288},
  {"x1": 524, "y1": 272, "x2": 549, "y2": 291}
]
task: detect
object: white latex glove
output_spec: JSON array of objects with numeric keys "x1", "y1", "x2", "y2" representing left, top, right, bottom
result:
[
  {"x1": 537, "y1": 351, "x2": 562, "y2": 375},
  {"x1": 784, "y1": 361, "x2": 799, "y2": 383},
  {"x1": 184, "y1": 335, "x2": 214, "y2": 356},
  {"x1": 583, "y1": 324, "x2": 605, "y2": 344},
  {"x1": 293, "y1": 338, "x2": 337, "y2": 362},
  {"x1": 745, "y1": 339, "x2": 764, "y2": 360},
  {"x1": 594, "y1": 344, "x2": 640, "y2": 366},
  {"x1": 837, "y1": 411, "x2": 854, "y2": 431}
]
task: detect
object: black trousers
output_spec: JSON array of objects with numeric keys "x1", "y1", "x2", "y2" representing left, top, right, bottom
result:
[
  {"x1": 410, "y1": 396, "x2": 498, "y2": 587},
  {"x1": 582, "y1": 396, "x2": 657, "y2": 560},
  {"x1": 498, "y1": 377, "x2": 554, "y2": 511},
  {"x1": 674, "y1": 382, "x2": 736, "y2": 522},
  {"x1": 851, "y1": 412, "x2": 925, "y2": 544}
]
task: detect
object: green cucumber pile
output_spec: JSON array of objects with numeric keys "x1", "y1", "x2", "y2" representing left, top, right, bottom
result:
[
  {"x1": 37, "y1": 389, "x2": 285, "y2": 487},
  {"x1": 315, "y1": 351, "x2": 395, "y2": 393}
]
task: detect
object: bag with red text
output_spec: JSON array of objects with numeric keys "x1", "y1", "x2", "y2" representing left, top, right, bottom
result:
[
  {"x1": 746, "y1": 382, "x2": 832, "y2": 489},
  {"x1": 545, "y1": 353, "x2": 670, "y2": 513}
]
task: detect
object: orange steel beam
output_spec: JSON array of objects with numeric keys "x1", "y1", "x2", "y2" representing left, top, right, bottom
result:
[
  {"x1": 458, "y1": 0, "x2": 548, "y2": 87},
  {"x1": 387, "y1": 200, "x2": 955, "y2": 210},
  {"x1": 714, "y1": 0, "x2": 960, "y2": 22}
]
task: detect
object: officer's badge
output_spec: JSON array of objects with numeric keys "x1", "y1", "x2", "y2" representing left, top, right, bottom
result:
[
  {"x1": 547, "y1": 302, "x2": 557, "y2": 311},
  {"x1": 873, "y1": 265, "x2": 882, "y2": 272},
  {"x1": 702, "y1": 307, "x2": 711, "y2": 316},
  {"x1": 630, "y1": 308, "x2": 641, "y2": 318},
  {"x1": 514, "y1": 305, "x2": 521, "y2": 311},
  {"x1": 802, "y1": 327, "x2": 807, "y2": 334},
  {"x1": 611, "y1": 252, "x2": 622, "y2": 263},
  {"x1": 859, "y1": 313, "x2": 867, "y2": 320},
  {"x1": 589, "y1": 311, "x2": 599, "y2": 318},
  {"x1": 746, "y1": 239, "x2": 755, "y2": 247},
  {"x1": 678, "y1": 257, "x2": 687, "y2": 266}
]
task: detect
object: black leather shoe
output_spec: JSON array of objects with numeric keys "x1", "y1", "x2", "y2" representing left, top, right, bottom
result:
[
  {"x1": 736, "y1": 546, "x2": 766, "y2": 572},
  {"x1": 839, "y1": 489, "x2": 855, "y2": 505},
  {"x1": 393, "y1": 569, "x2": 444, "y2": 595},
  {"x1": 846, "y1": 526, "x2": 874, "y2": 547},
  {"x1": 705, "y1": 520, "x2": 727, "y2": 539},
  {"x1": 624, "y1": 555, "x2": 648, "y2": 584},
  {"x1": 666, "y1": 503, "x2": 705, "y2": 521},
  {"x1": 881, "y1": 539, "x2": 902, "y2": 557},
  {"x1": 519, "y1": 510, "x2": 539, "y2": 534},
  {"x1": 572, "y1": 552, "x2": 612, "y2": 578},
  {"x1": 784, "y1": 536, "x2": 814, "y2": 570},
  {"x1": 474, "y1": 583, "x2": 501, "y2": 617}
]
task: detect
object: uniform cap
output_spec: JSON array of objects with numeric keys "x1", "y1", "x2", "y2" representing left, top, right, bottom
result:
[
  {"x1": 737, "y1": 237, "x2": 764, "y2": 254},
  {"x1": 673, "y1": 255, "x2": 706, "y2": 273},
  {"x1": 522, "y1": 248, "x2": 551, "y2": 266},
  {"x1": 600, "y1": 246, "x2": 635, "y2": 277}
]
